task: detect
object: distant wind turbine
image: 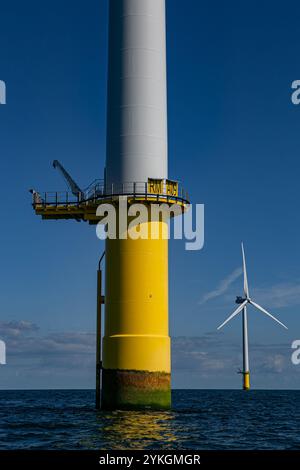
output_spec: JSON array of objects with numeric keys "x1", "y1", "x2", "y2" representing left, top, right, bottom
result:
[{"x1": 217, "y1": 243, "x2": 288, "y2": 390}]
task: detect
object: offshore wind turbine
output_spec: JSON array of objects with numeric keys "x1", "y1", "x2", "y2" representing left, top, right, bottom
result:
[
  {"x1": 217, "y1": 243, "x2": 288, "y2": 390},
  {"x1": 31, "y1": 0, "x2": 190, "y2": 410}
]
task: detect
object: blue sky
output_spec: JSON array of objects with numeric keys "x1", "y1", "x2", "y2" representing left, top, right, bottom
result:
[{"x1": 0, "y1": 0, "x2": 300, "y2": 389}]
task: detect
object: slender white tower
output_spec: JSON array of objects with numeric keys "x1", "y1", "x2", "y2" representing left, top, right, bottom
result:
[{"x1": 242, "y1": 307, "x2": 250, "y2": 389}]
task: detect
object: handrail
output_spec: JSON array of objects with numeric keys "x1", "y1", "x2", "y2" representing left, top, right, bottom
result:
[{"x1": 31, "y1": 180, "x2": 190, "y2": 207}]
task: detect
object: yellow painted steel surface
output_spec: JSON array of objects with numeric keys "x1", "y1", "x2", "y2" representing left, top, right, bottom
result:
[
  {"x1": 165, "y1": 179, "x2": 178, "y2": 197},
  {"x1": 33, "y1": 195, "x2": 187, "y2": 224},
  {"x1": 243, "y1": 372, "x2": 250, "y2": 390},
  {"x1": 102, "y1": 217, "x2": 170, "y2": 373},
  {"x1": 148, "y1": 178, "x2": 178, "y2": 197}
]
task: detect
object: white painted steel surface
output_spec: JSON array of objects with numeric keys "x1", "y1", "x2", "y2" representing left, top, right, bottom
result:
[{"x1": 106, "y1": 0, "x2": 168, "y2": 187}]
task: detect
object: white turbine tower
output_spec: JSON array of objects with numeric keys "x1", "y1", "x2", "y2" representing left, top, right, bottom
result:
[{"x1": 217, "y1": 243, "x2": 288, "y2": 390}]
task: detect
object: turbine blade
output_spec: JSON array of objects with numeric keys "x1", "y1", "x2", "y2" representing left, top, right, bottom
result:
[
  {"x1": 249, "y1": 300, "x2": 288, "y2": 330},
  {"x1": 217, "y1": 301, "x2": 248, "y2": 330},
  {"x1": 241, "y1": 242, "x2": 249, "y2": 298}
]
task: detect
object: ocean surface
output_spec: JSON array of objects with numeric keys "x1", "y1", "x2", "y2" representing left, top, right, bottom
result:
[{"x1": 0, "y1": 390, "x2": 299, "y2": 450}]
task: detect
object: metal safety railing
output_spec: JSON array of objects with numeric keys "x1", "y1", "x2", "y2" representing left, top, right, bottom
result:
[{"x1": 32, "y1": 180, "x2": 190, "y2": 207}]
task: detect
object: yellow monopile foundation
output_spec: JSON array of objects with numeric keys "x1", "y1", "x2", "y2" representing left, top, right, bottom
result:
[{"x1": 101, "y1": 215, "x2": 171, "y2": 409}]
